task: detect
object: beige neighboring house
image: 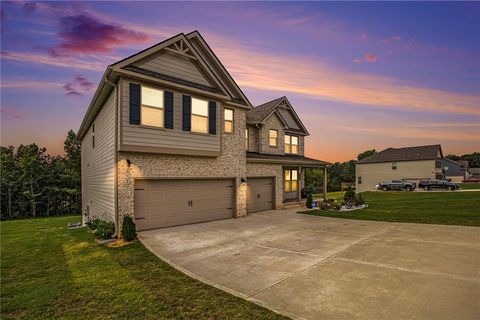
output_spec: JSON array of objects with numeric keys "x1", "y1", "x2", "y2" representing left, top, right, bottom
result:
[
  {"x1": 78, "y1": 31, "x2": 329, "y2": 233},
  {"x1": 355, "y1": 145, "x2": 444, "y2": 193}
]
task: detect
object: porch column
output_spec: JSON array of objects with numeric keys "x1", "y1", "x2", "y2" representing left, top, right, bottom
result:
[
  {"x1": 297, "y1": 166, "x2": 302, "y2": 201},
  {"x1": 323, "y1": 166, "x2": 328, "y2": 199}
]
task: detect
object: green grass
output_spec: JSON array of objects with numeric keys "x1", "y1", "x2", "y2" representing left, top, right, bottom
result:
[
  {"x1": 459, "y1": 182, "x2": 480, "y2": 190},
  {"x1": 313, "y1": 191, "x2": 345, "y2": 201},
  {"x1": 303, "y1": 191, "x2": 480, "y2": 227},
  {"x1": 1, "y1": 216, "x2": 287, "y2": 320}
]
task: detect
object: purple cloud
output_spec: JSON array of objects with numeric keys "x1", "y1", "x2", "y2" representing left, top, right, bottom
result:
[
  {"x1": 22, "y1": 2, "x2": 37, "y2": 14},
  {"x1": 50, "y1": 14, "x2": 148, "y2": 56},
  {"x1": 0, "y1": 107, "x2": 25, "y2": 119},
  {"x1": 63, "y1": 76, "x2": 95, "y2": 96}
]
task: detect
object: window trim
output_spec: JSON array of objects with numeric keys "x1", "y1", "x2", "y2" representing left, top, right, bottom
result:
[
  {"x1": 245, "y1": 128, "x2": 249, "y2": 150},
  {"x1": 285, "y1": 134, "x2": 299, "y2": 154},
  {"x1": 224, "y1": 108, "x2": 234, "y2": 134},
  {"x1": 191, "y1": 97, "x2": 209, "y2": 134},
  {"x1": 140, "y1": 85, "x2": 164, "y2": 128},
  {"x1": 284, "y1": 169, "x2": 299, "y2": 192},
  {"x1": 269, "y1": 129, "x2": 278, "y2": 147}
]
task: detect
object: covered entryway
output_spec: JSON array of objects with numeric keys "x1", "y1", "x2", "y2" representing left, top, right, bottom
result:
[
  {"x1": 134, "y1": 178, "x2": 235, "y2": 231},
  {"x1": 247, "y1": 177, "x2": 274, "y2": 213}
]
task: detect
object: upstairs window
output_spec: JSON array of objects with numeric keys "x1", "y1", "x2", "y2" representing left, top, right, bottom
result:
[
  {"x1": 285, "y1": 135, "x2": 299, "y2": 154},
  {"x1": 285, "y1": 169, "x2": 298, "y2": 192},
  {"x1": 191, "y1": 98, "x2": 209, "y2": 133},
  {"x1": 435, "y1": 161, "x2": 442, "y2": 169},
  {"x1": 358, "y1": 176, "x2": 362, "y2": 184},
  {"x1": 141, "y1": 86, "x2": 164, "y2": 127},
  {"x1": 269, "y1": 129, "x2": 278, "y2": 147},
  {"x1": 245, "y1": 128, "x2": 249, "y2": 150},
  {"x1": 224, "y1": 108, "x2": 234, "y2": 133}
]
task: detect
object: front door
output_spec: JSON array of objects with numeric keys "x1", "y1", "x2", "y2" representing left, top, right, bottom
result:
[{"x1": 284, "y1": 168, "x2": 299, "y2": 201}]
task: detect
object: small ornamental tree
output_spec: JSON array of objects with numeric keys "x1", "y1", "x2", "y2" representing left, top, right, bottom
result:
[
  {"x1": 306, "y1": 193, "x2": 313, "y2": 208},
  {"x1": 121, "y1": 215, "x2": 137, "y2": 241},
  {"x1": 343, "y1": 187, "x2": 356, "y2": 202}
]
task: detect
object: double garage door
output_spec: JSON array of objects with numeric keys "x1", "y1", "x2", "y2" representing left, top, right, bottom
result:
[{"x1": 134, "y1": 179, "x2": 235, "y2": 231}]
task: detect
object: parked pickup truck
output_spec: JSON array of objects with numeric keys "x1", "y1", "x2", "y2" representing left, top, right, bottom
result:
[
  {"x1": 418, "y1": 180, "x2": 459, "y2": 191},
  {"x1": 377, "y1": 180, "x2": 416, "y2": 191}
]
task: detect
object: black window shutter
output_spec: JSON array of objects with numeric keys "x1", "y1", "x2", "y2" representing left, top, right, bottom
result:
[
  {"x1": 164, "y1": 91, "x2": 174, "y2": 129},
  {"x1": 182, "y1": 95, "x2": 191, "y2": 131},
  {"x1": 208, "y1": 101, "x2": 216, "y2": 135},
  {"x1": 129, "y1": 83, "x2": 141, "y2": 125}
]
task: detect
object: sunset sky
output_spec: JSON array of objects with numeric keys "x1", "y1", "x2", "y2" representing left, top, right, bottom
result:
[{"x1": 1, "y1": 1, "x2": 479, "y2": 162}]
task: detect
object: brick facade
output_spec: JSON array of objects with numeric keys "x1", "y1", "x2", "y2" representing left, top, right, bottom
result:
[{"x1": 117, "y1": 106, "x2": 247, "y2": 222}]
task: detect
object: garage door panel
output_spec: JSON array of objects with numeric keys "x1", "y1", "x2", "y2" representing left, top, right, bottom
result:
[
  {"x1": 247, "y1": 177, "x2": 274, "y2": 213},
  {"x1": 134, "y1": 179, "x2": 235, "y2": 231}
]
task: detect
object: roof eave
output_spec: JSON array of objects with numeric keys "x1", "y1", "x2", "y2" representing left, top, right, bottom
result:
[{"x1": 77, "y1": 67, "x2": 113, "y2": 140}]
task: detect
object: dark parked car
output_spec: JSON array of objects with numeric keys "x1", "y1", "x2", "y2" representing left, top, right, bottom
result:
[
  {"x1": 418, "y1": 180, "x2": 459, "y2": 191},
  {"x1": 378, "y1": 180, "x2": 416, "y2": 191}
]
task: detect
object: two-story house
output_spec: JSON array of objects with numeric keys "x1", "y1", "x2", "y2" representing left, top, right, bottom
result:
[
  {"x1": 78, "y1": 31, "x2": 329, "y2": 233},
  {"x1": 355, "y1": 144, "x2": 445, "y2": 192}
]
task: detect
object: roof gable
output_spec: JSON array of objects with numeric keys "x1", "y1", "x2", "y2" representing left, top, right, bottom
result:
[
  {"x1": 186, "y1": 31, "x2": 252, "y2": 108},
  {"x1": 246, "y1": 96, "x2": 309, "y2": 135},
  {"x1": 112, "y1": 33, "x2": 231, "y2": 99},
  {"x1": 357, "y1": 145, "x2": 443, "y2": 164}
]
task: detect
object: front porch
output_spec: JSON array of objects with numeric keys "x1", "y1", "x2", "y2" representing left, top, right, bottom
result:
[
  {"x1": 245, "y1": 152, "x2": 330, "y2": 209},
  {"x1": 283, "y1": 165, "x2": 328, "y2": 204}
]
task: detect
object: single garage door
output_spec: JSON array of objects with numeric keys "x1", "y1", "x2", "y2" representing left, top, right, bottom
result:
[
  {"x1": 247, "y1": 177, "x2": 274, "y2": 213},
  {"x1": 134, "y1": 179, "x2": 235, "y2": 231}
]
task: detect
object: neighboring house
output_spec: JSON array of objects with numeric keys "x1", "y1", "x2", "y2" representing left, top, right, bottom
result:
[
  {"x1": 441, "y1": 158, "x2": 468, "y2": 182},
  {"x1": 78, "y1": 31, "x2": 329, "y2": 233},
  {"x1": 355, "y1": 144, "x2": 444, "y2": 193}
]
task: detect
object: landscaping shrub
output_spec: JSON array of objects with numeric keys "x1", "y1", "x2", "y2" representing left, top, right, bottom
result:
[
  {"x1": 343, "y1": 187, "x2": 356, "y2": 202},
  {"x1": 306, "y1": 193, "x2": 313, "y2": 209},
  {"x1": 86, "y1": 218, "x2": 101, "y2": 230},
  {"x1": 94, "y1": 220, "x2": 115, "y2": 240},
  {"x1": 121, "y1": 215, "x2": 137, "y2": 241},
  {"x1": 320, "y1": 199, "x2": 341, "y2": 211}
]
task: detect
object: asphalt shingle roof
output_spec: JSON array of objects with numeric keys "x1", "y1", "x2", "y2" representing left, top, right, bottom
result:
[
  {"x1": 246, "y1": 152, "x2": 330, "y2": 165},
  {"x1": 246, "y1": 97, "x2": 284, "y2": 123},
  {"x1": 357, "y1": 144, "x2": 442, "y2": 164}
]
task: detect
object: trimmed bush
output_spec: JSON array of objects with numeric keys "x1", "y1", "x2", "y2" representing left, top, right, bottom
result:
[
  {"x1": 343, "y1": 187, "x2": 356, "y2": 202},
  {"x1": 94, "y1": 220, "x2": 115, "y2": 240},
  {"x1": 86, "y1": 218, "x2": 101, "y2": 230},
  {"x1": 306, "y1": 193, "x2": 313, "y2": 208},
  {"x1": 121, "y1": 215, "x2": 137, "y2": 241}
]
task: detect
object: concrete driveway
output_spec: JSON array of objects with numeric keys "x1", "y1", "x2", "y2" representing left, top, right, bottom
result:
[{"x1": 139, "y1": 209, "x2": 480, "y2": 320}]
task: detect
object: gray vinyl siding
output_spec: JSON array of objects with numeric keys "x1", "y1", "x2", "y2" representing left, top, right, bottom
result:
[
  {"x1": 188, "y1": 37, "x2": 243, "y2": 101},
  {"x1": 133, "y1": 51, "x2": 213, "y2": 87},
  {"x1": 81, "y1": 91, "x2": 116, "y2": 223},
  {"x1": 120, "y1": 78, "x2": 221, "y2": 155}
]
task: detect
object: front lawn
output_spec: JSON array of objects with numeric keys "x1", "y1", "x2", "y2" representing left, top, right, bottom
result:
[
  {"x1": 303, "y1": 191, "x2": 480, "y2": 226},
  {"x1": 1, "y1": 216, "x2": 287, "y2": 320},
  {"x1": 459, "y1": 182, "x2": 480, "y2": 190}
]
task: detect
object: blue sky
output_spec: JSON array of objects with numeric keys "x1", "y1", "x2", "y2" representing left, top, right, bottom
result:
[{"x1": 1, "y1": 1, "x2": 479, "y2": 161}]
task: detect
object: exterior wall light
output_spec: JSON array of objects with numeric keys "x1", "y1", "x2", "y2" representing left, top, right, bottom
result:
[{"x1": 126, "y1": 159, "x2": 131, "y2": 166}]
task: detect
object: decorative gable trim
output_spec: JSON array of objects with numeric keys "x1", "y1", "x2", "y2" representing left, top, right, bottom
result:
[
  {"x1": 186, "y1": 31, "x2": 252, "y2": 108},
  {"x1": 111, "y1": 33, "x2": 228, "y2": 99}
]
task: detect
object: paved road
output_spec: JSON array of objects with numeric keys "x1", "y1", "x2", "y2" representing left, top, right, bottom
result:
[{"x1": 139, "y1": 209, "x2": 480, "y2": 320}]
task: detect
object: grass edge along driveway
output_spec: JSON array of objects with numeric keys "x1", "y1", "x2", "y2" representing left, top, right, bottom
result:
[
  {"x1": 1, "y1": 216, "x2": 287, "y2": 320},
  {"x1": 304, "y1": 191, "x2": 480, "y2": 227}
]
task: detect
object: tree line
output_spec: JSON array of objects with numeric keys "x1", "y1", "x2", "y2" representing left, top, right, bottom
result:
[{"x1": 0, "y1": 130, "x2": 81, "y2": 220}]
